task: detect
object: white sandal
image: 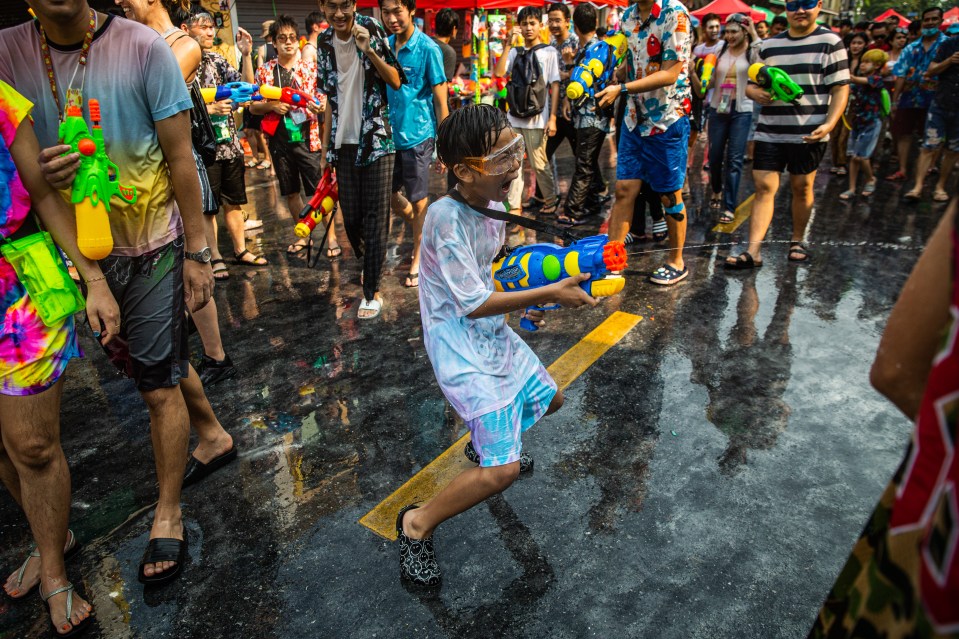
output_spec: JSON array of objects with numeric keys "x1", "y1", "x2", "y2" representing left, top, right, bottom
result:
[{"x1": 358, "y1": 297, "x2": 383, "y2": 320}]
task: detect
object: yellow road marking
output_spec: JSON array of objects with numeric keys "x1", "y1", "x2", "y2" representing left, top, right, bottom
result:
[
  {"x1": 711, "y1": 193, "x2": 755, "y2": 234},
  {"x1": 358, "y1": 311, "x2": 643, "y2": 540}
]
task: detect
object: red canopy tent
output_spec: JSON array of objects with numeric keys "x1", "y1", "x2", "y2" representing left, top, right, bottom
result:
[
  {"x1": 691, "y1": 0, "x2": 765, "y2": 23},
  {"x1": 873, "y1": 8, "x2": 910, "y2": 27},
  {"x1": 944, "y1": 6, "x2": 959, "y2": 25}
]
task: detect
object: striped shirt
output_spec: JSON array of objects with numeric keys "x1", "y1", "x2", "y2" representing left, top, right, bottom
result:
[{"x1": 752, "y1": 27, "x2": 849, "y2": 144}]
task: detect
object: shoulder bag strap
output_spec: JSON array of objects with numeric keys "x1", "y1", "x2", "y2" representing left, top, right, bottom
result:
[{"x1": 445, "y1": 189, "x2": 582, "y2": 243}]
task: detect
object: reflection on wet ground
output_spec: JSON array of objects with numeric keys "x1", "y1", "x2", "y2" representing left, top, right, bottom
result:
[{"x1": 0, "y1": 138, "x2": 944, "y2": 638}]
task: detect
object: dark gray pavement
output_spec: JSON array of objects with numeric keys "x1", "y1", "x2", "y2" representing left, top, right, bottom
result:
[{"x1": 0, "y1": 137, "x2": 945, "y2": 638}]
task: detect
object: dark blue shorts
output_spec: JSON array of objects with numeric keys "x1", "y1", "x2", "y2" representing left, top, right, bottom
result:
[
  {"x1": 922, "y1": 100, "x2": 959, "y2": 153},
  {"x1": 616, "y1": 117, "x2": 690, "y2": 194}
]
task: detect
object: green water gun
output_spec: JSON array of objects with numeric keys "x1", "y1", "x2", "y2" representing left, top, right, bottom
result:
[
  {"x1": 748, "y1": 63, "x2": 804, "y2": 105},
  {"x1": 58, "y1": 99, "x2": 137, "y2": 260}
]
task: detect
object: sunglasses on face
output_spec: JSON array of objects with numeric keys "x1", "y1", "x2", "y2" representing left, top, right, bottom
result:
[
  {"x1": 785, "y1": 0, "x2": 818, "y2": 12},
  {"x1": 463, "y1": 135, "x2": 525, "y2": 176}
]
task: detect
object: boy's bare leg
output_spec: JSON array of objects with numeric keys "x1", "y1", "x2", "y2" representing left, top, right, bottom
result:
[
  {"x1": 180, "y1": 364, "x2": 233, "y2": 464},
  {"x1": 745, "y1": 170, "x2": 781, "y2": 262},
  {"x1": 139, "y1": 386, "x2": 189, "y2": 578},
  {"x1": 0, "y1": 382, "x2": 92, "y2": 630},
  {"x1": 403, "y1": 391, "x2": 564, "y2": 540}
]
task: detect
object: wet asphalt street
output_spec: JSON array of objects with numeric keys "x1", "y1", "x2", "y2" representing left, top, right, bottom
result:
[{"x1": 0, "y1": 136, "x2": 945, "y2": 639}]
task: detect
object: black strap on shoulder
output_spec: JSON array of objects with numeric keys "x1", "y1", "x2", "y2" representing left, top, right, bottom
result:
[{"x1": 445, "y1": 188, "x2": 582, "y2": 244}]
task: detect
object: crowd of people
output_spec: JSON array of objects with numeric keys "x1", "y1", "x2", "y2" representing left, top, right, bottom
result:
[{"x1": 0, "y1": 0, "x2": 956, "y2": 636}]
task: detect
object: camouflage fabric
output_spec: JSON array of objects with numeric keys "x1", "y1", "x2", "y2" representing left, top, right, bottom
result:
[{"x1": 808, "y1": 218, "x2": 959, "y2": 639}]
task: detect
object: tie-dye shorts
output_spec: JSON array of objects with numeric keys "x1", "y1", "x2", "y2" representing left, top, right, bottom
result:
[
  {"x1": 466, "y1": 365, "x2": 557, "y2": 467},
  {"x1": 0, "y1": 268, "x2": 80, "y2": 396}
]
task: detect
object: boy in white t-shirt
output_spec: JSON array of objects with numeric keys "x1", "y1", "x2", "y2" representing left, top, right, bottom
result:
[
  {"x1": 494, "y1": 8, "x2": 561, "y2": 216},
  {"x1": 397, "y1": 105, "x2": 596, "y2": 586}
]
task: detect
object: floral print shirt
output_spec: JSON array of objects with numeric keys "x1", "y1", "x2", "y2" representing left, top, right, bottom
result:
[
  {"x1": 892, "y1": 33, "x2": 947, "y2": 110},
  {"x1": 572, "y1": 35, "x2": 611, "y2": 133},
  {"x1": 255, "y1": 59, "x2": 324, "y2": 153},
  {"x1": 316, "y1": 14, "x2": 406, "y2": 167},
  {"x1": 620, "y1": 0, "x2": 692, "y2": 136},
  {"x1": 550, "y1": 31, "x2": 579, "y2": 100},
  {"x1": 196, "y1": 52, "x2": 243, "y2": 161},
  {"x1": 850, "y1": 74, "x2": 885, "y2": 127}
]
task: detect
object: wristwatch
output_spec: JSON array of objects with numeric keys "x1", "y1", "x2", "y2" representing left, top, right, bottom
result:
[
  {"x1": 185, "y1": 247, "x2": 212, "y2": 264},
  {"x1": 620, "y1": 83, "x2": 629, "y2": 95}
]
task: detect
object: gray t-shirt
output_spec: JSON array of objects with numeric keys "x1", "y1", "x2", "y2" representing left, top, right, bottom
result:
[{"x1": 431, "y1": 36, "x2": 457, "y2": 81}]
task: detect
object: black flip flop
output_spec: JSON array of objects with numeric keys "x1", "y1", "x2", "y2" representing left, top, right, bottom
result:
[
  {"x1": 138, "y1": 534, "x2": 187, "y2": 586},
  {"x1": 787, "y1": 243, "x2": 810, "y2": 263},
  {"x1": 234, "y1": 249, "x2": 268, "y2": 266},
  {"x1": 725, "y1": 252, "x2": 763, "y2": 269},
  {"x1": 182, "y1": 445, "x2": 237, "y2": 488}
]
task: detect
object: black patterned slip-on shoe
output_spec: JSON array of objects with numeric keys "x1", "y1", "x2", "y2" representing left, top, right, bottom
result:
[
  {"x1": 463, "y1": 441, "x2": 534, "y2": 473},
  {"x1": 396, "y1": 505, "x2": 441, "y2": 587}
]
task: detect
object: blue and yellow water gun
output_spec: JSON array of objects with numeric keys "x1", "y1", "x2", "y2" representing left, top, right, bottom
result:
[
  {"x1": 492, "y1": 235, "x2": 627, "y2": 331},
  {"x1": 200, "y1": 82, "x2": 261, "y2": 105},
  {"x1": 566, "y1": 33, "x2": 629, "y2": 101}
]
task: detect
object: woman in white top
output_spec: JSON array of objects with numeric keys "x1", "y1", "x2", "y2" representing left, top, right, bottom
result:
[
  {"x1": 884, "y1": 27, "x2": 908, "y2": 77},
  {"x1": 703, "y1": 13, "x2": 755, "y2": 224}
]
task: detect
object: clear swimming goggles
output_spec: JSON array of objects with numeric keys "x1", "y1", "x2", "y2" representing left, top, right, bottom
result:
[{"x1": 462, "y1": 134, "x2": 525, "y2": 176}]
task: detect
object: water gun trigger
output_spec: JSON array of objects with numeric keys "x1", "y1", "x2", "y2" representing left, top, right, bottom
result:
[
  {"x1": 119, "y1": 185, "x2": 137, "y2": 203},
  {"x1": 520, "y1": 304, "x2": 562, "y2": 332},
  {"x1": 586, "y1": 276, "x2": 625, "y2": 298}
]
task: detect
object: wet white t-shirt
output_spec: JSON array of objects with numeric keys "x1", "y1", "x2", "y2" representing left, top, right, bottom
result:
[{"x1": 418, "y1": 196, "x2": 541, "y2": 420}]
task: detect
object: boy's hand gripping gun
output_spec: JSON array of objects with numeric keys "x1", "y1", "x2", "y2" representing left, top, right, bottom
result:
[
  {"x1": 748, "y1": 63, "x2": 804, "y2": 104},
  {"x1": 492, "y1": 235, "x2": 627, "y2": 331},
  {"x1": 200, "y1": 82, "x2": 261, "y2": 105},
  {"x1": 295, "y1": 167, "x2": 337, "y2": 238},
  {"x1": 566, "y1": 33, "x2": 628, "y2": 102},
  {"x1": 58, "y1": 99, "x2": 137, "y2": 260}
]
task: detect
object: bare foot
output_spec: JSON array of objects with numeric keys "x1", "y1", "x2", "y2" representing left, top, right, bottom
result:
[
  {"x1": 190, "y1": 430, "x2": 234, "y2": 465},
  {"x1": 143, "y1": 516, "x2": 183, "y2": 579},
  {"x1": 41, "y1": 578, "x2": 92, "y2": 636},
  {"x1": 4, "y1": 531, "x2": 77, "y2": 598}
]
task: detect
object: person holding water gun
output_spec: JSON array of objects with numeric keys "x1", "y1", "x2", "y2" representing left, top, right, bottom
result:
[
  {"x1": 397, "y1": 105, "x2": 598, "y2": 587},
  {"x1": 726, "y1": 0, "x2": 849, "y2": 269},
  {"x1": 0, "y1": 78, "x2": 119, "y2": 639},
  {"x1": 839, "y1": 48, "x2": 888, "y2": 201},
  {"x1": 558, "y1": 3, "x2": 614, "y2": 225},
  {"x1": 187, "y1": 11, "x2": 270, "y2": 271},
  {"x1": 249, "y1": 15, "x2": 344, "y2": 261},
  {"x1": 594, "y1": 0, "x2": 694, "y2": 286}
]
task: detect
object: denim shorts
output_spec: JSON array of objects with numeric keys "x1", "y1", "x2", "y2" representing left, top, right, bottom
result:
[
  {"x1": 465, "y1": 365, "x2": 557, "y2": 468},
  {"x1": 616, "y1": 117, "x2": 690, "y2": 193},
  {"x1": 847, "y1": 119, "x2": 882, "y2": 158},
  {"x1": 922, "y1": 100, "x2": 959, "y2": 152}
]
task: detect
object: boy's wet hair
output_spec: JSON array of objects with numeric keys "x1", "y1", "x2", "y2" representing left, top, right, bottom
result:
[
  {"x1": 517, "y1": 7, "x2": 542, "y2": 25},
  {"x1": 436, "y1": 104, "x2": 510, "y2": 170}
]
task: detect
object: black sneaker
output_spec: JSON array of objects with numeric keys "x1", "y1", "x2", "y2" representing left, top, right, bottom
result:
[
  {"x1": 396, "y1": 505, "x2": 441, "y2": 586},
  {"x1": 463, "y1": 440, "x2": 534, "y2": 473},
  {"x1": 197, "y1": 354, "x2": 237, "y2": 387}
]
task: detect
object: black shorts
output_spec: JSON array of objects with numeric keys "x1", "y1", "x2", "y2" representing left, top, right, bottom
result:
[
  {"x1": 752, "y1": 140, "x2": 828, "y2": 175},
  {"x1": 690, "y1": 96, "x2": 705, "y2": 133},
  {"x1": 392, "y1": 138, "x2": 434, "y2": 203},
  {"x1": 93, "y1": 237, "x2": 190, "y2": 392},
  {"x1": 269, "y1": 136, "x2": 321, "y2": 197},
  {"x1": 242, "y1": 109, "x2": 264, "y2": 131},
  {"x1": 206, "y1": 157, "x2": 248, "y2": 209}
]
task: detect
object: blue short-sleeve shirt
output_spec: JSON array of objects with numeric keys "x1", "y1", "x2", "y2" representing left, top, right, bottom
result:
[{"x1": 387, "y1": 28, "x2": 447, "y2": 150}]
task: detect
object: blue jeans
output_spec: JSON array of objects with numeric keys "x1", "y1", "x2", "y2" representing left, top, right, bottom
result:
[{"x1": 707, "y1": 106, "x2": 752, "y2": 214}]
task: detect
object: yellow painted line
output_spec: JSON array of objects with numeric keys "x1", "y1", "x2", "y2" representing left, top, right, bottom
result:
[
  {"x1": 712, "y1": 193, "x2": 755, "y2": 234},
  {"x1": 358, "y1": 311, "x2": 643, "y2": 540}
]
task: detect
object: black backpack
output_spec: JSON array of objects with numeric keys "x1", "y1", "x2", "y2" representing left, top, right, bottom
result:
[{"x1": 507, "y1": 44, "x2": 548, "y2": 119}]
